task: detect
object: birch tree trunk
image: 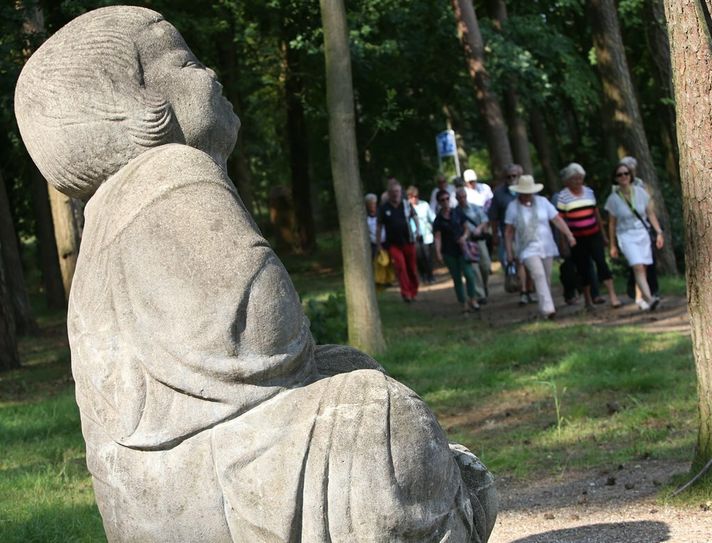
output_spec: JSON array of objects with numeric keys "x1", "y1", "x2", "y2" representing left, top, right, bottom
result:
[
  {"x1": 47, "y1": 186, "x2": 81, "y2": 300},
  {"x1": 663, "y1": 0, "x2": 712, "y2": 473},
  {"x1": 587, "y1": 0, "x2": 678, "y2": 274},
  {"x1": 319, "y1": 0, "x2": 385, "y2": 355},
  {"x1": 451, "y1": 0, "x2": 513, "y2": 177}
]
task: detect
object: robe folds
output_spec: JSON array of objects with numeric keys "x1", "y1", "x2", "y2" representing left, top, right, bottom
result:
[{"x1": 70, "y1": 144, "x2": 492, "y2": 542}]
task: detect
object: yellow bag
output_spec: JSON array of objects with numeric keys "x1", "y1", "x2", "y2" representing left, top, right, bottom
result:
[{"x1": 374, "y1": 249, "x2": 395, "y2": 285}]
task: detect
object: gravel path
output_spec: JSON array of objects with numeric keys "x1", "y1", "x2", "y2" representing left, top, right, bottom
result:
[{"x1": 491, "y1": 460, "x2": 712, "y2": 542}]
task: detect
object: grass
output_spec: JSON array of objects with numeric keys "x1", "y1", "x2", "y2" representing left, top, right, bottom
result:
[
  {"x1": 375, "y1": 299, "x2": 696, "y2": 479},
  {"x1": 0, "y1": 307, "x2": 105, "y2": 542},
  {"x1": 0, "y1": 241, "x2": 701, "y2": 540}
]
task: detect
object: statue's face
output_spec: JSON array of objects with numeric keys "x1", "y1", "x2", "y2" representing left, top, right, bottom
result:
[{"x1": 138, "y1": 21, "x2": 239, "y2": 164}]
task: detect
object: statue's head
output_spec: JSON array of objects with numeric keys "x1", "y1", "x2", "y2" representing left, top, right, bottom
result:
[{"x1": 15, "y1": 6, "x2": 239, "y2": 200}]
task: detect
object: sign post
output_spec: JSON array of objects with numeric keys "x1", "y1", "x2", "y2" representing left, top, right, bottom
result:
[{"x1": 435, "y1": 130, "x2": 461, "y2": 177}]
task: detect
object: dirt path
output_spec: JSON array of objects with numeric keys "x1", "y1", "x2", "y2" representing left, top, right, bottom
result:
[
  {"x1": 386, "y1": 265, "x2": 712, "y2": 542},
  {"x1": 490, "y1": 458, "x2": 712, "y2": 543},
  {"x1": 408, "y1": 262, "x2": 690, "y2": 334}
]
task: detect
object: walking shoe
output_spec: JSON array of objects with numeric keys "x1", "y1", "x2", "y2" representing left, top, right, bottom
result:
[
  {"x1": 649, "y1": 296, "x2": 661, "y2": 311},
  {"x1": 637, "y1": 299, "x2": 650, "y2": 311},
  {"x1": 527, "y1": 292, "x2": 537, "y2": 304},
  {"x1": 477, "y1": 298, "x2": 488, "y2": 305},
  {"x1": 519, "y1": 293, "x2": 528, "y2": 306}
]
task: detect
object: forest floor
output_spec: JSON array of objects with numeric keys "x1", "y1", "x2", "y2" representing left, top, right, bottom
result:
[{"x1": 392, "y1": 263, "x2": 712, "y2": 543}]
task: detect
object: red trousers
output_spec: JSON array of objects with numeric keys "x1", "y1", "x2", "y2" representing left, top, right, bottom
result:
[{"x1": 388, "y1": 243, "x2": 419, "y2": 300}]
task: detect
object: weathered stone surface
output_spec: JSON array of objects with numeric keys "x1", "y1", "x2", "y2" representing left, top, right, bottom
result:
[{"x1": 15, "y1": 6, "x2": 496, "y2": 542}]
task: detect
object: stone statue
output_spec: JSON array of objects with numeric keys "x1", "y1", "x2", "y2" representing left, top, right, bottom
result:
[{"x1": 15, "y1": 6, "x2": 496, "y2": 542}]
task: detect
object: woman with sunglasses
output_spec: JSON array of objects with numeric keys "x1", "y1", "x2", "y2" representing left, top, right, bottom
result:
[
  {"x1": 433, "y1": 189, "x2": 480, "y2": 312},
  {"x1": 605, "y1": 162, "x2": 664, "y2": 310}
]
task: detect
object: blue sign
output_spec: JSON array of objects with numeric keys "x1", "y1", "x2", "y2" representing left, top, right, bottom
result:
[{"x1": 436, "y1": 130, "x2": 457, "y2": 158}]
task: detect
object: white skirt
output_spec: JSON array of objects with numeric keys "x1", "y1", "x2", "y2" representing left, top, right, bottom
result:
[{"x1": 618, "y1": 227, "x2": 653, "y2": 266}]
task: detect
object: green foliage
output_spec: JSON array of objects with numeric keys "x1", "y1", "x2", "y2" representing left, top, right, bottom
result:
[
  {"x1": 3, "y1": 0, "x2": 685, "y2": 261},
  {"x1": 303, "y1": 292, "x2": 347, "y2": 345}
]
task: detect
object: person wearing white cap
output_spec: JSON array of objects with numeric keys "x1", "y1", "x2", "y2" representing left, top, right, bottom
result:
[
  {"x1": 504, "y1": 175, "x2": 576, "y2": 318},
  {"x1": 463, "y1": 169, "x2": 493, "y2": 211}
]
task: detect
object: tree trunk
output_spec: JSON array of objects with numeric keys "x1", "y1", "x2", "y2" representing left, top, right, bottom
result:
[
  {"x1": 644, "y1": 0, "x2": 681, "y2": 186},
  {"x1": 503, "y1": 89, "x2": 533, "y2": 174},
  {"x1": 543, "y1": 109, "x2": 564, "y2": 171},
  {"x1": 529, "y1": 107, "x2": 558, "y2": 194},
  {"x1": 268, "y1": 186, "x2": 298, "y2": 253},
  {"x1": 47, "y1": 185, "x2": 81, "y2": 300},
  {"x1": 0, "y1": 169, "x2": 37, "y2": 335},
  {"x1": 563, "y1": 103, "x2": 584, "y2": 160},
  {"x1": 588, "y1": 0, "x2": 678, "y2": 274},
  {"x1": 0, "y1": 248, "x2": 20, "y2": 372},
  {"x1": 487, "y1": 0, "x2": 533, "y2": 174},
  {"x1": 217, "y1": 23, "x2": 256, "y2": 217},
  {"x1": 486, "y1": 0, "x2": 507, "y2": 25},
  {"x1": 663, "y1": 0, "x2": 712, "y2": 474},
  {"x1": 451, "y1": 0, "x2": 513, "y2": 177},
  {"x1": 319, "y1": 0, "x2": 386, "y2": 355},
  {"x1": 29, "y1": 164, "x2": 65, "y2": 309},
  {"x1": 599, "y1": 102, "x2": 619, "y2": 166},
  {"x1": 228, "y1": 146, "x2": 256, "y2": 218},
  {"x1": 283, "y1": 38, "x2": 317, "y2": 254}
]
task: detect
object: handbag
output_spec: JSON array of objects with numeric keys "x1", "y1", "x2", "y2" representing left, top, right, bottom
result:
[
  {"x1": 504, "y1": 262, "x2": 521, "y2": 293},
  {"x1": 374, "y1": 249, "x2": 395, "y2": 285},
  {"x1": 618, "y1": 190, "x2": 659, "y2": 247},
  {"x1": 463, "y1": 240, "x2": 480, "y2": 263}
]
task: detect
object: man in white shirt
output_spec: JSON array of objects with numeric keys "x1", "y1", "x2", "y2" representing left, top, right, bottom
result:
[{"x1": 463, "y1": 169, "x2": 493, "y2": 211}]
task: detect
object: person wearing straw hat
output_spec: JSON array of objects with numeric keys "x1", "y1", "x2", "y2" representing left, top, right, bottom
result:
[{"x1": 504, "y1": 175, "x2": 576, "y2": 318}]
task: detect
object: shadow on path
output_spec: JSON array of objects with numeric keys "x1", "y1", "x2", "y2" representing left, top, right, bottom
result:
[{"x1": 508, "y1": 520, "x2": 669, "y2": 543}]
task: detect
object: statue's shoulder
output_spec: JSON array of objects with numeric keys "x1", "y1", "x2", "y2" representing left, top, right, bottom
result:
[{"x1": 85, "y1": 144, "x2": 236, "y2": 242}]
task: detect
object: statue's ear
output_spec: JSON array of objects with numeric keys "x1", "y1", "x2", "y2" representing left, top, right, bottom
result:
[{"x1": 127, "y1": 87, "x2": 181, "y2": 148}]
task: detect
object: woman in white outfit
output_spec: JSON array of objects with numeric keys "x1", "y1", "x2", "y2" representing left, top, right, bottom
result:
[
  {"x1": 505, "y1": 175, "x2": 576, "y2": 318},
  {"x1": 605, "y1": 162, "x2": 664, "y2": 310}
]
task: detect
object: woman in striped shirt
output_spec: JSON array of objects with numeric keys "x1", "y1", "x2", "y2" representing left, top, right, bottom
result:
[{"x1": 556, "y1": 163, "x2": 622, "y2": 309}]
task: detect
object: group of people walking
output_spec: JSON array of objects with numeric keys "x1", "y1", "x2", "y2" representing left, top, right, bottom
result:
[
  {"x1": 366, "y1": 170, "x2": 494, "y2": 311},
  {"x1": 365, "y1": 156, "x2": 664, "y2": 318}
]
